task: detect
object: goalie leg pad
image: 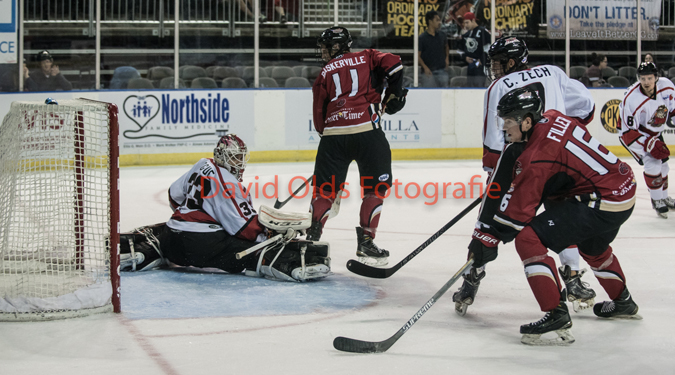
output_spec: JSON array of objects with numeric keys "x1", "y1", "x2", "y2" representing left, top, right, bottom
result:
[
  {"x1": 119, "y1": 223, "x2": 167, "y2": 271},
  {"x1": 252, "y1": 240, "x2": 331, "y2": 282}
]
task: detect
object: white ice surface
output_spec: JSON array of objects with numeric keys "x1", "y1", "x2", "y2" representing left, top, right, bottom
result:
[{"x1": 1, "y1": 159, "x2": 673, "y2": 375}]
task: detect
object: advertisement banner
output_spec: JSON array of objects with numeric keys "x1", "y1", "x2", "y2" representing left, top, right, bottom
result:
[
  {"x1": 546, "y1": 0, "x2": 662, "y2": 41},
  {"x1": 108, "y1": 90, "x2": 255, "y2": 154},
  {"x1": 0, "y1": 0, "x2": 17, "y2": 64},
  {"x1": 440, "y1": 0, "x2": 539, "y2": 38},
  {"x1": 284, "y1": 89, "x2": 443, "y2": 149},
  {"x1": 385, "y1": 0, "x2": 444, "y2": 37}
]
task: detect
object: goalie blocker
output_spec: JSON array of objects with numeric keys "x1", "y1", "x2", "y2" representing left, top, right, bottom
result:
[{"x1": 119, "y1": 206, "x2": 331, "y2": 282}]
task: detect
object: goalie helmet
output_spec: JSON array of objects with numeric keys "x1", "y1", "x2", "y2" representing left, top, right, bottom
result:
[
  {"x1": 214, "y1": 134, "x2": 249, "y2": 181},
  {"x1": 317, "y1": 26, "x2": 352, "y2": 62},
  {"x1": 485, "y1": 37, "x2": 529, "y2": 81},
  {"x1": 497, "y1": 87, "x2": 543, "y2": 124}
]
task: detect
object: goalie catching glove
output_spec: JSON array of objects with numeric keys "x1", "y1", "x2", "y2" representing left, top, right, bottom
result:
[
  {"x1": 384, "y1": 88, "x2": 408, "y2": 115},
  {"x1": 468, "y1": 228, "x2": 499, "y2": 268}
]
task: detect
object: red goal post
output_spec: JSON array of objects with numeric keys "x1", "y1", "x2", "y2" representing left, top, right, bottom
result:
[{"x1": 0, "y1": 98, "x2": 120, "y2": 321}]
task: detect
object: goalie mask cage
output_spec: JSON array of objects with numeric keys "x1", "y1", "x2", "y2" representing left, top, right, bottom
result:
[{"x1": 0, "y1": 99, "x2": 120, "y2": 321}]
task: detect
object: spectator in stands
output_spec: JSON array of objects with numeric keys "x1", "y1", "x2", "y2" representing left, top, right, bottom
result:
[
  {"x1": 238, "y1": 0, "x2": 267, "y2": 23},
  {"x1": 274, "y1": 0, "x2": 287, "y2": 23},
  {"x1": 644, "y1": 53, "x2": 654, "y2": 64},
  {"x1": 458, "y1": 11, "x2": 490, "y2": 87},
  {"x1": 581, "y1": 53, "x2": 607, "y2": 88},
  {"x1": 643, "y1": 53, "x2": 664, "y2": 77},
  {"x1": 0, "y1": 59, "x2": 33, "y2": 92},
  {"x1": 25, "y1": 51, "x2": 72, "y2": 91},
  {"x1": 418, "y1": 10, "x2": 449, "y2": 87}
]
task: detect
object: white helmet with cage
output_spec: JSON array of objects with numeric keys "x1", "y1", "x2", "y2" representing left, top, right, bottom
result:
[{"x1": 214, "y1": 134, "x2": 250, "y2": 181}]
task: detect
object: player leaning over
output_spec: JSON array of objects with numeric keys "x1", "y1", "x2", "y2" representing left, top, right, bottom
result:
[
  {"x1": 306, "y1": 26, "x2": 408, "y2": 266},
  {"x1": 117, "y1": 135, "x2": 331, "y2": 282},
  {"x1": 453, "y1": 37, "x2": 597, "y2": 315},
  {"x1": 471, "y1": 87, "x2": 640, "y2": 345},
  {"x1": 619, "y1": 61, "x2": 675, "y2": 218}
]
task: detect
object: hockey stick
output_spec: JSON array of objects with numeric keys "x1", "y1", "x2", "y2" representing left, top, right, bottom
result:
[
  {"x1": 346, "y1": 197, "x2": 481, "y2": 278},
  {"x1": 333, "y1": 258, "x2": 474, "y2": 353},
  {"x1": 274, "y1": 176, "x2": 313, "y2": 209},
  {"x1": 235, "y1": 234, "x2": 284, "y2": 259}
]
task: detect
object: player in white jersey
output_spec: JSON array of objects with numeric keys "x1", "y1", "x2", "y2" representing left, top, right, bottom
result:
[
  {"x1": 452, "y1": 37, "x2": 597, "y2": 316},
  {"x1": 619, "y1": 62, "x2": 675, "y2": 218},
  {"x1": 117, "y1": 135, "x2": 331, "y2": 282}
]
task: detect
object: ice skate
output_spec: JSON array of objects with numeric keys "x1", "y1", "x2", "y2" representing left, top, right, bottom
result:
[
  {"x1": 652, "y1": 198, "x2": 668, "y2": 218},
  {"x1": 452, "y1": 268, "x2": 486, "y2": 316},
  {"x1": 558, "y1": 266, "x2": 596, "y2": 312},
  {"x1": 663, "y1": 196, "x2": 675, "y2": 210},
  {"x1": 306, "y1": 221, "x2": 323, "y2": 241},
  {"x1": 355, "y1": 227, "x2": 389, "y2": 266},
  {"x1": 593, "y1": 287, "x2": 642, "y2": 320},
  {"x1": 520, "y1": 300, "x2": 575, "y2": 346}
]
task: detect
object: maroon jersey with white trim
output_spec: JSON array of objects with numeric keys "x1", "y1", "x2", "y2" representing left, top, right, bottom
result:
[
  {"x1": 312, "y1": 49, "x2": 402, "y2": 135},
  {"x1": 618, "y1": 77, "x2": 675, "y2": 161},
  {"x1": 494, "y1": 110, "x2": 636, "y2": 232},
  {"x1": 482, "y1": 65, "x2": 595, "y2": 172},
  {"x1": 167, "y1": 158, "x2": 266, "y2": 243}
]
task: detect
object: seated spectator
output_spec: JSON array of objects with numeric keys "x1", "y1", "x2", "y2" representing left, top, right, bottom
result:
[
  {"x1": 644, "y1": 53, "x2": 654, "y2": 64},
  {"x1": 581, "y1": 53, "x2": 607, "y2": 88},
  {"x1": 25, "y1": 51, "x2": 72, "y2": 91}
]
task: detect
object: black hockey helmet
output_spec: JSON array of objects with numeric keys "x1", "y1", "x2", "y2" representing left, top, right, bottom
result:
[
  {"x1": 637, "y1": 61, "x2": 659, "y2": 78},
  {"x1": 485, "y1": 37, "x2": 529, "y2": 81},
  {"x1": 317, "y1": 26, "x2": 352, "y2": 62},
  {"x1": 497, "y1": 87, "x2": 543, "y2": 123},
  {"x1": 37, "y1": 50, "x2": 53, "y2": 62}
]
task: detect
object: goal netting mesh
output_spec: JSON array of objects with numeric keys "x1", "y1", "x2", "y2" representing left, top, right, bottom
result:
[{"x1": 0, "y1": 99, "x2": 120, "y2": 321}]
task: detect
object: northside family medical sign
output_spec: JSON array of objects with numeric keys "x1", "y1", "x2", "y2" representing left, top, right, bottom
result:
[
  {"x1": 547, "y1": 0, "x2": 662, "y2": 41},
  {"x1": 0, "y1": 0, "x2": 17, "y2": 64}
]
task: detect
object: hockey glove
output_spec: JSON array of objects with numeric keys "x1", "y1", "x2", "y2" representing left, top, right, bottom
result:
[
  {"x1": 468, "y1": 229, "x2": 499, "y2": 268},
  {"x1": 384, "y1": 88, "x2": 408, "y2": 115},
  {"x1": 645, "y1": 136, "x2": 670, "y2": 159}
]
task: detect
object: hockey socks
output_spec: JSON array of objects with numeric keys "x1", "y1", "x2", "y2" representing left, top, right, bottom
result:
[{"x1": 580, "y1": 246, "x2": 626, "y2": 301}]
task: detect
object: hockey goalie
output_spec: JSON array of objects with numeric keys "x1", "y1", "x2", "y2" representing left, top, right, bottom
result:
[{"x1": 117, "y1": 135, "x2": 331, "y2": 282}]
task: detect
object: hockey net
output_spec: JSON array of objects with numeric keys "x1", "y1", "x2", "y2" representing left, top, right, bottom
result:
[{"x1": 0, "y1": 99, "x2": 120, "y2": 321}]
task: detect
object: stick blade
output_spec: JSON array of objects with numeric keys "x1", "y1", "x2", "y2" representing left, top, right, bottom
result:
[
  {"x1": 273, "y1": 200, "x2": 282, "y2": 209},
  {"x1": 346, "y1": 259, "x2": 392, "y2": 279},
  {"x1": 333, "y1": 336, "x2": 388, "y2": 353}
]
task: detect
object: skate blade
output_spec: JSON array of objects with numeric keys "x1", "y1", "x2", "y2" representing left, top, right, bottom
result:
[
  {"x1": 658, "y1": 212, "x2": 668, "y2": 219},
  {"x1": 521, "y1": 329, "x2": 575, "y2": 346},
  {"x1": 357, "y1": 256, "x2": 388, "y2": 267},
  {"x1": 571, "y1": 298, "x2": 594, "y2": 312},
  {"x1": 454, "y1": 301, "x2": 469, "y2": 316},
  {"x1": 599, "y1": 313, "x2": 643, "y2": 320}
]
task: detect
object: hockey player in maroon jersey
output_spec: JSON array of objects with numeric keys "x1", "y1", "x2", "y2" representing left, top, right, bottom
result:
[
  {"x1": 118, "y1": 135, "x2": 331, "y2": 282},
  {"x1": 306, "y1": 26, "x2": 408, "y2": 266},
  {"x1": 468, "y1": 87, "x2": 641, "y2": 346},
  {"x1": 619, "y1": 61, "x2": 675, "y2": 218},
  {"x1": 453, "y1": 37, "x2": 597, "y2": 316}
]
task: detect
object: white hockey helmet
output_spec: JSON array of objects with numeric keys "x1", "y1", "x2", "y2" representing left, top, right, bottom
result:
[{"x1": 214, "y1": 134, "x2": 250, "y2": 181}]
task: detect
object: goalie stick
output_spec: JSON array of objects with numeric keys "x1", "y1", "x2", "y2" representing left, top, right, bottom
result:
[
  {"x1": 333, "y1": 258, "x2": 474, "y2": 353},
  {"x1": 347, "y1": 197, "x2": 481, "y2": 278},
  {"x1": 274, "y1": 176, "x2": 313, "y2": 209}
]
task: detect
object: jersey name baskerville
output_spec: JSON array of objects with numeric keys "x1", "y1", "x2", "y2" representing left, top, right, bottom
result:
[
  {"x1": 547, "y1": 116, "x2": 571, "y2": 142},
  {"x1": 502, "y1": 66, "x2": 552, "y2": 88},
  {"x1": 321, "y1": 56, "x2": 367, "y2": 78}
]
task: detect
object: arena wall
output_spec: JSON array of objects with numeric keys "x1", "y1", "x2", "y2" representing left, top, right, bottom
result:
[{"x1": 0, "y1": 88, "x2": 660, "y2": 166}]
